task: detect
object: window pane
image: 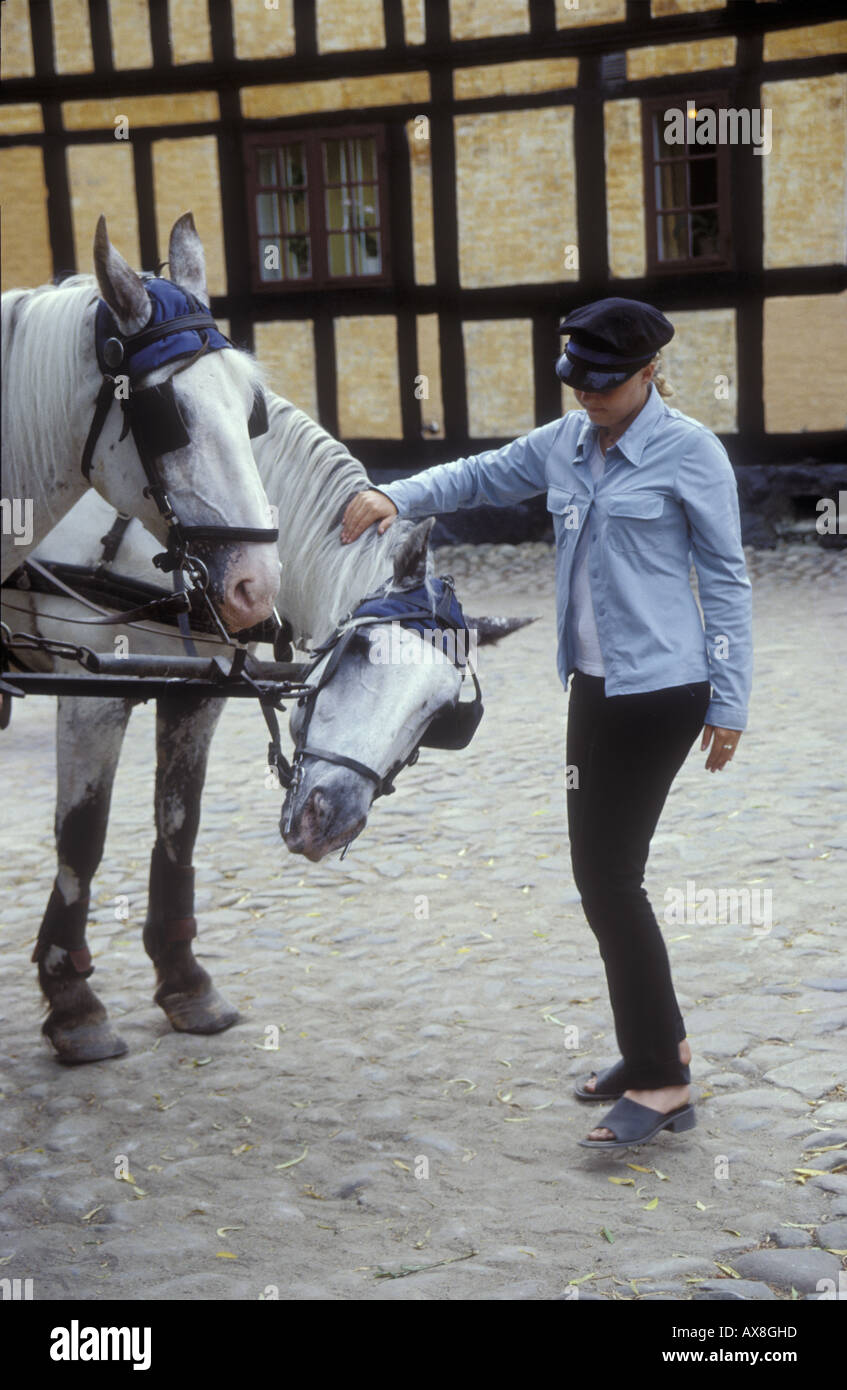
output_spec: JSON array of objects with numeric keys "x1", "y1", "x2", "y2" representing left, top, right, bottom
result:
[
  {"x1": 347, "y1": 184, "x2": 379, "y2": 228},
  {"x1": 325, "y1": 185, "x2": 348, "y2": 230},
  {"x1": 691, "y1": 209, "x2": 720, "y2": 257},
  {"x1": 656, "y1": 161, "x2": 688, "y2": 211},
  {"x1": 282, "y1": 142, "x2": 307, "y2": 188},
  {"x1": 653, "y1": 112, "x2": 685, "y2": 160},
  {"x1": 256, "y1": 192, "x2": 280, "y2": 236},
  {"x1": 323, "y1": 139, "x2": 346, "y2": 186},
  {"x1": 689, "y1": 157, "x2": 718, "y2": 207},
  {"x1": 285, "y1": 236, "x2": 311, "y2": 279},
  {"x1": 282, "y1": 188, "x2": 309, "y2": 234},
  {"x1": 328, "y1": 232, "x2": 353, "y2": 276},
  {"x1": 259, "y1": 238, "x2": 283, "y2": 281},
  {"x1": 257, "y1": 148, "x2": 278, "y2": 185},
  {"x1": 351, "y1": 136, "x2": 376, "y2": 183},
  {"x1": 354, "y1": 230, "x2": 381, "y2": 275},
  {"x1": 657, "y1": 212, "x2": 688, "y2": 261}
]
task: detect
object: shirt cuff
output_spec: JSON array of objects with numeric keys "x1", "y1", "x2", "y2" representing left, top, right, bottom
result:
[{"x1": 705, "y1": 699, "x2": 747, "y2": 732}]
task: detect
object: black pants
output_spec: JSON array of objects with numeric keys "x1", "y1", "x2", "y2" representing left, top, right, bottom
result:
[{"x1": 566, "y1": 670, "x2": 711, "y2": 1090}]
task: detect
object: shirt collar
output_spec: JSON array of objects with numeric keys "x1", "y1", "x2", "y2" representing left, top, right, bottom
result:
[{"x1": 574, "y1": 383, "x2": 665, "y2": 467}]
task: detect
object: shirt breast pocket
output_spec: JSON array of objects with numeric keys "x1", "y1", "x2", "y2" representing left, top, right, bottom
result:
[
  {"x1": 546, "y1": 486, "x2": 582, "y2": 541},
  {"x1": 605, "y1": 491, "x2": 668, "y2": 554}
]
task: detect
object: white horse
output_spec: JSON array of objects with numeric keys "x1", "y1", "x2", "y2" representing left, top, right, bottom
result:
[
  {"x1": 1, "y1": 213, "x2": 279, "y2": 633},
  {"x1": 3, "y1": 389, "x2": 512, "y2": 1063}
]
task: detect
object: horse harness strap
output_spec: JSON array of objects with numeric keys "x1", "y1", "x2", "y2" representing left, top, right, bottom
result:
[{"x1": 80, "y1": 277, "x2": 277, "y2": 577}]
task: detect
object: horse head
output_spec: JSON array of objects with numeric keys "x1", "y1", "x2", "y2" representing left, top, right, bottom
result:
[
  {"x1": 280, "y1": 518, "x2": 479, "y2": 861},
  {"x1": 89, "y1": 213, "x2": 280, "y2": 633}
]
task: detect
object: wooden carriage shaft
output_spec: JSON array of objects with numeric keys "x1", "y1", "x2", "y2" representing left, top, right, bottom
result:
[{"x1": 1, "y1": 672, "x2": 309, "y2": 702}]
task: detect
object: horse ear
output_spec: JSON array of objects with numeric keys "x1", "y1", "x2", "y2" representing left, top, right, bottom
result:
[
  {"x1": 392, "y1": 518, "x2": 435, "y2": 587},
  {"x1": 168, "y1": 211, "x2": 208, "y2": 304},
  {"x1": 93, "y1": 215, "x2": 150, "y2": 336}
]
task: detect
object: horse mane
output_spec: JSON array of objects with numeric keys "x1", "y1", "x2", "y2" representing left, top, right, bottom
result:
[
  {"x1": 253, "y1": 392, "x2": 430, "y2": 647},
  {"x1": 1, "y1": 277, "x2": 102, "y2": 509}
]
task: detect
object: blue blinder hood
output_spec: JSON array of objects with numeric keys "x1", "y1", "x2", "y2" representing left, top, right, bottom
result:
[
  {"x1": 352, "y1": 578, "x2": 472, "y2": 660},
  {"x1": 95, "y1": 277, "x2": 231, "y2": 381}
]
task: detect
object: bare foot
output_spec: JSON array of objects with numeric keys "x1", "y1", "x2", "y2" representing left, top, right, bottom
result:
[{"x1": 585, "y1": 1039, "x2": 692, "y2": 1142}]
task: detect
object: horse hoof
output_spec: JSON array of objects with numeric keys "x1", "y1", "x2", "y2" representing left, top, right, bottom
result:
[
  {"x1": 157, "y1": 988, "x2": 240, "y2": 1035},
  {"x1": 44, "y1": 1018, "x2": 129, "y2": 1065}
]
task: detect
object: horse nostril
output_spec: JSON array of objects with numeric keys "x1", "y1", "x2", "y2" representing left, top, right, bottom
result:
[
  {"x1": 309, "y1": 788, "x2": 330, "y2": 832},
  {"x1": 233, "y1": 577, "x2": 253, "y2": 612}
]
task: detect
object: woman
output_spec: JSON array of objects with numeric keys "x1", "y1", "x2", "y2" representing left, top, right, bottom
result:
[{"x1": 340, "y1": 297, "x2": 753, "y2": 1150}]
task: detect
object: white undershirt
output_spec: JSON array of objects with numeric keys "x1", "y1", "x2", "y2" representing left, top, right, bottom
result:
[{"x1": 570, "y1": 435, "x2": 606, "y2": 676}]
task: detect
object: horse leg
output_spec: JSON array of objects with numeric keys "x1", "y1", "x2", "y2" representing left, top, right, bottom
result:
[
  {"x1": 33, "y1": 695, "x2": 133, "y2": 1063},
  {"x1": 144, "y1": 693, "x2": 237, "y2": 1034}
]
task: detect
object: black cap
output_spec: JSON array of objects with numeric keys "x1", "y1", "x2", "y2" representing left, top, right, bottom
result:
[{"x1": 556, "y1": 297, "x2": 674, "y2": 392}]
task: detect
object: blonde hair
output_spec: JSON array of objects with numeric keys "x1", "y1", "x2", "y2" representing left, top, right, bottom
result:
[{"x1": 651, "y1": 352, "x2": 674, "y2": 399}]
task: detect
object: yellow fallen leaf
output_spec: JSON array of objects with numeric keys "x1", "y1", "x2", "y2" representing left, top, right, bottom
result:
[
  {"x1": 627, "y1": 1163, "x2": 652, "y2": 1174},
  {"x1": 393, "y1": 1161, "x2": 410, "y2": 1171},
  {"x1": 503, "y1": 1116, "x2": 530, "y2": 1122},
  {"x1": 132, "y1": 1187, "x2": 147, "y2": 1198},
  {"x1": 608, "y1": 1177, "x2": 635, "y2": 1186},
  {"x1": 231, "y1": 1143, "x2": 253, "y2": 1156},
  {"x1": 116, "y1": 1172, "x2": 137, "y2": 1186},
  {"x1": 215, "y1": 1252, "x2": 238, "y2": 1259},
  {"x1": 445, "y1": 1078, "x2": 476, "y2": 1093},
  {"x1": 644, "y1": 1197, "x2": 659, "y2": 1210},
  {"x1": 568, "y1": 1273, "x2": 598, "y2": 1285},
  {"x1": 722, "y1": 1229, "x2": 742, "y2": 1237},
  {"x1": 696, "y1": 1201, "x2": 712, "y2": 1211},
  {"x1": 715, "y1": 1263, "x2": 740, "y2": 1278},
  {"x1": 216, "y1": 1227, "x2": 243, "y2": 1237},
  {"x1": 192, "y1": 1057, "x2": 212, "y2": 1067}
]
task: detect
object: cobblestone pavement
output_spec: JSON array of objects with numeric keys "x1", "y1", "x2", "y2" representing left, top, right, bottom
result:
[{"x1": 1, "y1": 541, "x2": 845, "y2": 1302}]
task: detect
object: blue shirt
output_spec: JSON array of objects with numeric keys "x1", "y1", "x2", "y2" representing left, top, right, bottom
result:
[{"x1": 379, "y1": 384, "x2": 753, "y2": 731}]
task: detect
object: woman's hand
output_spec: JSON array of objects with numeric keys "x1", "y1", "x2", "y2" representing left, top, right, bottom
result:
[
  {"x1": 701, "y1": 725, "x2": 742, "y2": 772},
  {"x1": 341, "y1": 490, "x2": 398, "y2": 544}
]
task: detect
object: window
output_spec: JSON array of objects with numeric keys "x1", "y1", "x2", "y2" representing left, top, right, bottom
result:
[
  {"x1": 642, "y1": 94, "x2": 732, "y2": 273},
  {"x1": 245, "y1": 128, "x2": 390, "y2": 290}
]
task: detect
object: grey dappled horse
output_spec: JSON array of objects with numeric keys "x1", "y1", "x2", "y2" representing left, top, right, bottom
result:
[{"x1": 6, "y1": 390, "x2": 527, "y2": 1063}]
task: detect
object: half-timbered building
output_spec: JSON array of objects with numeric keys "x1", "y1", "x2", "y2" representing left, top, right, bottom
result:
[{"x1": 2, "y1": 0, "x2": 845, "y2": 543}]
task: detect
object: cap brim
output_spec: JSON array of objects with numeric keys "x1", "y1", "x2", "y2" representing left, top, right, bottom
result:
[{"x1": 555, "y1": 352, "x2": 641, "y2": 392}]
